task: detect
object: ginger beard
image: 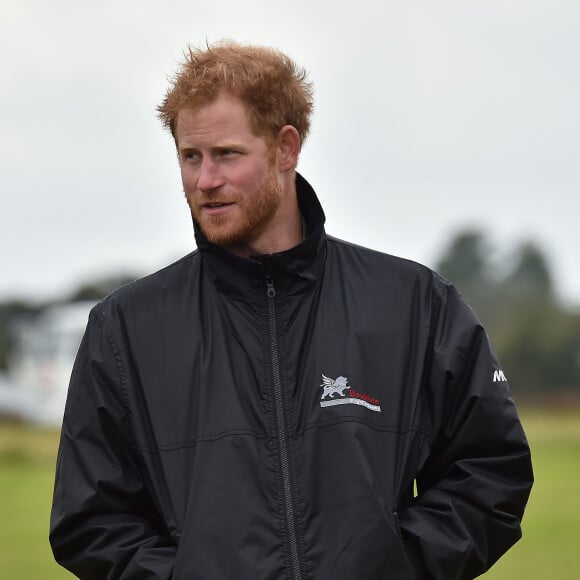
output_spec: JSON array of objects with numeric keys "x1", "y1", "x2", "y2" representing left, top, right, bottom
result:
[{"x1": 188, "y1": 165, "x2": 284, "y2": 249}]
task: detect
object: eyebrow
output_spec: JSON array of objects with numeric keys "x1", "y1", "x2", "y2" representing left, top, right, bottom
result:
[{"x1": 179, "y1": 143, "x2": 245, "y2": 154}]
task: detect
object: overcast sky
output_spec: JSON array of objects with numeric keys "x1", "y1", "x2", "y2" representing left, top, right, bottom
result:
[{"x1": 1, "y1": 0, "x2": 579, "y2": 306}]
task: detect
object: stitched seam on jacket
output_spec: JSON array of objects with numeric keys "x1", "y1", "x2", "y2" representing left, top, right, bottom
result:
[
  {"x1": 143, "y1": 421, "x2": 427, "y2": 453},
  {"x1": 102, "y1": 317, "x2": 131, "y2": 413},
  {"x1": 141, "y1": 428, "x2": 269, "y2": 453},
  {"x1": 297, "y1": 417, "x2": 428, "y2": 437}
]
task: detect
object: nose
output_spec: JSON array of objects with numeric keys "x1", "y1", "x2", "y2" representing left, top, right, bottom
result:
[{"x1": 197, "y1": 158, "x2": 224, "y2": 193}]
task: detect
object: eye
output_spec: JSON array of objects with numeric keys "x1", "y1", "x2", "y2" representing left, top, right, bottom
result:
[{"x1": 182, "y1": 150, "x2": 201, "y2": 162}]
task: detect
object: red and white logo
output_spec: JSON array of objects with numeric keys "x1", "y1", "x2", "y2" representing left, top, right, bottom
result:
[{"x1": 320, "y1": 374, "x2": 382, "y2": 413}]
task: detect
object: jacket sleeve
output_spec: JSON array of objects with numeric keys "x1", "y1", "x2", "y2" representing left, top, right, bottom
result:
[
  {"x1": 50, "y1": 304, "x2": 176, "y2": 580},
  {"x1": 398, "y1": 275, "x2": 533, "y2": 580}
]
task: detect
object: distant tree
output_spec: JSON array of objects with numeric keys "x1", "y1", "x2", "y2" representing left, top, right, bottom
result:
[
  {"x1": 67, "y1": 274, "x2": 140, "y2": 302},
  {"x1": 501, "y1": 241, "x2": 554, "y2": 303},
  {"x1": 436, "y1": 230, "x2": 491, "y2": 289},
  {"x1": 495, "y1": 306, "x2": 580, "y2": 393},
  {"x1": 435, "y1": 229, "x2": 580, "y2": 395},
  {"x1": 435, "y1": 230, "x2": 496, "y2": 324}
]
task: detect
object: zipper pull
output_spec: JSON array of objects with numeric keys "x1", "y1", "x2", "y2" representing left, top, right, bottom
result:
[{"x1": 265, "y1": 274, "x2": 276, "y2": 298}]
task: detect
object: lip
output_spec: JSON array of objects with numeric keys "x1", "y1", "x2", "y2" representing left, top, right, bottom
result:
[{"x1": 202, "y1": 202, "x2": 234, "y2": 216}]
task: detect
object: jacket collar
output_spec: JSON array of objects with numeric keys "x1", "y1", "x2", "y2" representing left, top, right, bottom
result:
[{"x1": 193, "y1": 173, "x2": 327, "y2": 300}]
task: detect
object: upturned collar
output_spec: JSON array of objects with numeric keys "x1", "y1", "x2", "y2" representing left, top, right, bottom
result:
[{"x1": 193, "y1": 173, "x2": 327, "y2": 301}]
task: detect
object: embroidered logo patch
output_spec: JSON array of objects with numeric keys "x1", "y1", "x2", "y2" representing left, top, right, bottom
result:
[{"x1": 320, "y1": 374, "x2": 382, "y2": 413}]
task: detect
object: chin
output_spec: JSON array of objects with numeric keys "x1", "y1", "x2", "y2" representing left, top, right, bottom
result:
[{"x1": 201, "y1": 222, "x2": 249, "y2": 247}]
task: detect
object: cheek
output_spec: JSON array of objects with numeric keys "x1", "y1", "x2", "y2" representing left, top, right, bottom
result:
[
  {"x1": 180, "y1": 166, "x2": 197, "y2": 191},
  {"x1": 233, "y1": 162, "x2": 271, "y2": 190}
]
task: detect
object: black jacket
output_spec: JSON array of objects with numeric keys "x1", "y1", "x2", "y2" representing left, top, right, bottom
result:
[{"x1": 50, "y1": 174, "x2": 533, "y2": 580}]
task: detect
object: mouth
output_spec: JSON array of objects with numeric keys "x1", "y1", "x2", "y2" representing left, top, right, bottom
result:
[{"x1": 201, "y1": 201, "x2": 234, "y2": 215}]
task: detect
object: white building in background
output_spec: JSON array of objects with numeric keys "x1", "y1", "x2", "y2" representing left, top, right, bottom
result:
[
  {"x1": 8, "y1": 301, "x2": 95, "y2": 426},
  {"x1": 0, "y1": 371, "x2": 36, "y2": 420}
]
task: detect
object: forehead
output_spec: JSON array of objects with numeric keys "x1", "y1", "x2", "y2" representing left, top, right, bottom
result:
[{"x1": 175, "y1": 92, "x2": 256, "y2": 145}]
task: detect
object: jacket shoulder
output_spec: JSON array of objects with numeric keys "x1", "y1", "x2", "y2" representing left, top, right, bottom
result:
[{"x1": 325, "y1": 235, "x2": 449, "y2": 291}]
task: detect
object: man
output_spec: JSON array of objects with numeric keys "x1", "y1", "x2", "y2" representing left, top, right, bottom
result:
[{"x1": 50, "y1": 42, "x2": 533, "y2": 580}]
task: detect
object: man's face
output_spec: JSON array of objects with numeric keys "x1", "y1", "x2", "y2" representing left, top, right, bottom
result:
[{"x1": 176, "y1": 92, "x2": 284, "y2": 254}]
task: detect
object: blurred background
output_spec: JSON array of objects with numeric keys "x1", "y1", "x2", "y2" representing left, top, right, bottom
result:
[{"x1": 1, "y1": 0, "x2": 578, "y2": 578}]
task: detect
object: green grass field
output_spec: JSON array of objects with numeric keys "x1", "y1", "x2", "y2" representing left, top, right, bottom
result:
[{"x1": 0, "y1": 408, "x2": 578, "y2": 579}]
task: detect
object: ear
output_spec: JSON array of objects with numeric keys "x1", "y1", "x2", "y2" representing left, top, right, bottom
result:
[{"x1": 276, "y1": 125, "x2": 301, "y2": 172}]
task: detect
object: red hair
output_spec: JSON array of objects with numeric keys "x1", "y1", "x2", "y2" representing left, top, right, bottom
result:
[{"x1": 157, "y1": 41, "x2": 314, "y2": 145}]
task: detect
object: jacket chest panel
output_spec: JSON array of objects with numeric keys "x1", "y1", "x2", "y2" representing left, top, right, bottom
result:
[
  {"x1": 127, "y1": 295, "x2": 275, "y2": 449},
  {"x1": 126, "y1": 271, "x2": 429, "y2": 456},
  {"x1": 280, "y1": 288, "x2": 429, "y2": 436}
]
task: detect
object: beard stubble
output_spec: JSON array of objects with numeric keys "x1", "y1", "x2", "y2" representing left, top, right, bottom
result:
[{"x1": 189, "y1": 168, "x2": 284, "y2": 249}]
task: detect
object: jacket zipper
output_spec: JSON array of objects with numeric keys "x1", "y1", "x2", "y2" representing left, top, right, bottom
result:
[
  {"x1": 393, "y1": 508, "x2": 403, "y2": 541},
  {"x1": 266, "y1": 274, "x2": 303, "y2": 580}
]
